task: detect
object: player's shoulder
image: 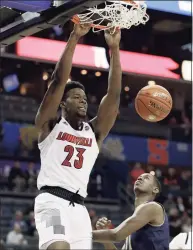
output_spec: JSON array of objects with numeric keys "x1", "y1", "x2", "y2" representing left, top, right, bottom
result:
[
  {"x1": 148, "y1": 201, "x2": 163, "y2": 209},
  {"x1": 136, "y1": 202, "x2": 164, "y2": 219},
  {"x1": 137, "y1": 201, "x2": 163, "y2": 211}
]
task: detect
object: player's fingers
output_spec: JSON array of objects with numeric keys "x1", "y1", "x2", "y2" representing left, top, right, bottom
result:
[
  {"x1": 97, "y1": 221, "x2": 106, "y2": 227},
  {"x1": 99, "y1": 217, "x2": 108, "y2": 222},
  {"x1": 104, "y1": 28, "x2": 112, "y2": 35},
  {"x1": 80, "y1": 23, "x2": 91, "y2": 29},
  {"x1": 105, "y1": 25, "x2": 119, "y2": 35},
  {"x1": 98, "y1": 218, "x2": 108, "y2": 225},
  {"x1": 97, "y1": 218, "x2": 109, "y2": 225},
  {"x1": 96, "y1": 223, "x2": 105, "y2": 229},
  {"x1": 100, "y1": 218, "x2": 109, "y2": 224},
  {"x1": 107, "y1": 220, "x2": 112, "y2": 225}
]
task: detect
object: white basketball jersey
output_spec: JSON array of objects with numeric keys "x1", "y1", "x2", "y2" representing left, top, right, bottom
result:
[
  {"x1": 169, "y1": 231, "x2": 192, "y2": 250},
  {"x1": 37, "y1": 117, "x2": 99, "y2": 197}
]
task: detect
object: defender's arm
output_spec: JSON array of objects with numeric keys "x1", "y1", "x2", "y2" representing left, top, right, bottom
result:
[
  {"x1": 93, "y1": 202, "x2": 162, "y2": 243},
  {"x1": 35, "y1": 24, "x2": 90, "y2": 130},
  {"x1": 91, "y1": 29, "x2": 122, "y2": 147}
]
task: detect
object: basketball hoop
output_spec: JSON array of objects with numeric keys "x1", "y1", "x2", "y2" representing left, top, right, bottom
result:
[{"x1": 72, "y1": 0, "x2": 149, "y2": 33}]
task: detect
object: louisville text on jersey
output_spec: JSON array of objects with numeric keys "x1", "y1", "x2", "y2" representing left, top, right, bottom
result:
[{"x1": 56, "y1": 132, "x2": 92, "y2": 147}]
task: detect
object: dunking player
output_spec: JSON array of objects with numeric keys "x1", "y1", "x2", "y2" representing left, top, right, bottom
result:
[
  {"x1": 34, "y1": 24, "x2": 122, "y2": 250},
  {"x1": 93, "y1": 173, "x2": 170, "y2": 250}
]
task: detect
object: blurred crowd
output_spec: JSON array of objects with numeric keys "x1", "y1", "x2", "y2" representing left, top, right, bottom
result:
[
  {"x1": 5, "y1": 210, "x2": 36, "y2": 246},
  {"x1": 0, "y1": 161, "x2": 38, "y2": 193}
]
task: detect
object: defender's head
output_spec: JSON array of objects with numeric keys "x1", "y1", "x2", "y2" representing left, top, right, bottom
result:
[
  {"x1": 60, "y1": 81, "x2": 87, "y2": 118},
  {"x1": 134, "y1": 173, "x2": 161, "y2": 199}
]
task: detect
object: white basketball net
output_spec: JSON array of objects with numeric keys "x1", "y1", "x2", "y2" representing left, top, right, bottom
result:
[{"x1": 76, "y1": 1, "x2": 149, "y2": 32}]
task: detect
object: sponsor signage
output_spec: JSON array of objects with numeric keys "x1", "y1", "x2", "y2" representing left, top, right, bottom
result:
[
  {"x1": 16, "y1": 36, "x2": 180, "y2": 79},
  {"x1": 1, "y1": 122, "x2": 192, "y2": 167}
]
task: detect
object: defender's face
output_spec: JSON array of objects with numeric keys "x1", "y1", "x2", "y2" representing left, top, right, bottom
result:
[
  {"x1": 65, "y1": 88, "x2": 88, "y2": 118},
  {"x1": 134, "y1": 173, "x2": 155, "y2": 194}
]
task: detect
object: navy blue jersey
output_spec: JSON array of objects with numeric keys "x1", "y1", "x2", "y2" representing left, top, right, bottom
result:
[{"x1": 125, "y1": 204, "x2": 169, "y2": 250}]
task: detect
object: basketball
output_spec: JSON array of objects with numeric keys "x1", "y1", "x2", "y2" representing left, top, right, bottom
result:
[{"x1": 135, "y1": 85, "x2": 172, "y2": 122}]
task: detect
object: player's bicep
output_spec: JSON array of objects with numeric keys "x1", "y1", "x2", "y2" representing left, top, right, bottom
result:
[
  {"x1": 91, "y1": 94, "x2": 120, "y2": 140},
  {"x1": 35, "y1": 79, "x2": 65, "y2": 129}
]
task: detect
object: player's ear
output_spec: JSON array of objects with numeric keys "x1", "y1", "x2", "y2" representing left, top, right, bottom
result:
[
  {"x1": 60, "y1": 101, "x2": 65, "y2": 109},
  {"x1": 153, "y1": 186, "x2": 159, "y2": 195}
]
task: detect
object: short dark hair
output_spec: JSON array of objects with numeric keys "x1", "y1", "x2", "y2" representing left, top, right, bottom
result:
[
  {"x1": 62, "y1": 81, "x2": 85, "y2": 100},
  {"x1": 154, "y1": 176, "x2": 162, "y2": 198}
]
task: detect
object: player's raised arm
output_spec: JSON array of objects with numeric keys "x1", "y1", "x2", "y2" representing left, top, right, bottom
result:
[
  {"x1": 93, "y1": 202, "x2": 162, "y2": 243},
  {"x1": 90, "y1": 29, "x2": 122, "y2": 147},
  {"x1": 35, "y1": 24, "x2": 90, "y2": 130}
]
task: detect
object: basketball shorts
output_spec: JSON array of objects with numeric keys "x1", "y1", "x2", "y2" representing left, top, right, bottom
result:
[{"x1": 34, "y1": 193, "x2": 92, "y2": 249}]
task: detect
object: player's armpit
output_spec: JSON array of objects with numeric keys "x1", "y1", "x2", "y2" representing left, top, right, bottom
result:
[
  {"x1": 114, "y1": 202, "x2": 162, "y2": 241},
  {"x1": 90, "y1": 93, "x2": 120, "y2": 142}
]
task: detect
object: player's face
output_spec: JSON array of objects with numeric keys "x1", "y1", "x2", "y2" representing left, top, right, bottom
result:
[
  {"x1": 65, "y1": 88, "x2": 88, "y2": 118},
  {"x1": 134, "y1": 173, "x2": 157, "y2": 195}
]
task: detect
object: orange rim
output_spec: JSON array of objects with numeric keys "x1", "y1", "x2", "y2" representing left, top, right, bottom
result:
[
  {"x1": 123, "y1": 0, "x2": 138, "y2": 4},
  {"x1": 71, "y1": 15, "x2": 108, "y2": 30}
]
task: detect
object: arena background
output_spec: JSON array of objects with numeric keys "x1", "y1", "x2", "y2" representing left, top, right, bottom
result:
[{"x1": 0, "y1": 1, "x2": 192, "y2": 249}]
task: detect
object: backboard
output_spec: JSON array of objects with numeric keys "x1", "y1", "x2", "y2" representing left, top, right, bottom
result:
[{"x1": 0, "y1": 0, "x2": 106, "y2": 46}]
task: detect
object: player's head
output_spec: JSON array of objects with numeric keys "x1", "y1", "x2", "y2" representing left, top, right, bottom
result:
[
  {"x1": 134, "y1": 173, "x2": 161, "y2": 199},
  {"x1": 60, "y1": 81, "x2": 87, "y2": 119}
]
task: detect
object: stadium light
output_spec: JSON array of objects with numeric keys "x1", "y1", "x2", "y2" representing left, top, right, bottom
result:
[
  {"x1": 124, "y1": 86, "x2": 130, "y2": 92},
  {"x1": 81, "y1": 70, "x2": 87, "y2": 75},
  {"x1": 42, "y1": 72, "x2": 49, "y2": 81},
  {"x1": 95, "y1": 71, "x2": 101, "y2": 77}
]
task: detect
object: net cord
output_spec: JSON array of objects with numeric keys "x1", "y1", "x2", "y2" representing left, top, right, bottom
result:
[{"x1": 74, "y1": 1, "x2": 149, "y2": 32}]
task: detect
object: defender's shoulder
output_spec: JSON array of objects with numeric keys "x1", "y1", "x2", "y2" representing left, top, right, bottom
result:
[
  {"x1": 136, "y1": 201, "x2": 162, "y2": 210},
  {"x1": 135, "y1": 202, "x2": 164, "y2": 219}
]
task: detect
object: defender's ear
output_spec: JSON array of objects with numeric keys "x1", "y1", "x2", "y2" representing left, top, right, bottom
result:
[
  {"x1": 153, "y1": 187, "x2": 159, "y2": 195},
  {"x1": 60, "y1": 101, "x2": 65, "y2": 109}
]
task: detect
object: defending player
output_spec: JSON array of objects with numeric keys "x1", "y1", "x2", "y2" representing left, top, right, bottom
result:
[
  {"x1": 34, "y1": 24, "x2": 122, "y2": 250},
  {"x1": 93, "y1": 173, "x2": 170, "y2": 250}
]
